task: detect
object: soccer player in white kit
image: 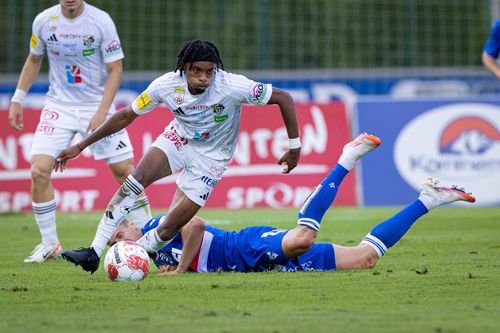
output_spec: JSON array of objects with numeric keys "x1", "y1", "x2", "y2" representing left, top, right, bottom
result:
[
  {"x1": 8, "y1": 0, "x2": 151, "y2": 263},
  {"x1": 55, "y1": 40, "x2": 301, "y2": 273}
]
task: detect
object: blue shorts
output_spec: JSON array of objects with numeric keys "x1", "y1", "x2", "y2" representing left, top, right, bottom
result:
[{"x1": 230, "y1": 226, "x2": 290, "y2": 272}]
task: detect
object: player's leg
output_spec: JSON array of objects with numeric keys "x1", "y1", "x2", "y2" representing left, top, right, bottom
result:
[
  {"x1": 25, "y1": 154, "x2": 62, "y2": 262},
  {"x1": 137, "y1": 152, "x2": 225, "y2": 253},
  {"x1": 24, "y1": 106, "x2": 76, "y2": 263},
  {"x1": 358, "y1": 179, "x2": 475, "y2": 262},
  {"x1": 282, "y1": 133, "x2": 381, "y2": 258},
  {"x1": 137, "y1": 188, "x2": 202, "y2": 253},
  {"x1": 107, "y1": 157, "x2": 152, "y2": 227},
  {"x1": 61, "y1": 147, "x2": 172, "y2": 272},
  {"x1": 61, "y1": 126, "x2": 186, "y2": 273}
]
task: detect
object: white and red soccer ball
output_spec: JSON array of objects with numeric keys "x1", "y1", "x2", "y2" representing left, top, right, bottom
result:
[{"x1": 104, "y1": 241, "x2": 150, "y2": 282}]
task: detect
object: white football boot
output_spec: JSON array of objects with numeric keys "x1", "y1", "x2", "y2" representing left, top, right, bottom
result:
[
  {"x1": 338, "y1": 132, "x2": 381, "y2": 170},
  {"x1": 418, "y1": 178, "x2": 476, "y2": 210},
  {"x1": 24, "y1": 242, "x2": 62, "y2": 263}
]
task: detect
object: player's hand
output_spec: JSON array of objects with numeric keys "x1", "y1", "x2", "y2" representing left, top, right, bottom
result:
[
  {"x1": 277, "y1": 147, "x2": 301, "y2": 174},
  {"x1": 157, "y1": 265, "x2": 184, "y2": 276},
  {"x1": 8, "y1": 103, "x2": 24, "y2": 131},
  {"x1": 87, "y1": 113, "x2": 106, "y2": 132},
  {"x1": 53, "y1": 144, "x2": 83, "y2": 172}
]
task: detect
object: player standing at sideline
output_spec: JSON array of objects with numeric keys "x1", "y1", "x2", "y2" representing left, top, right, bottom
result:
[
  {"x1": 108, "y1": 133, "x2": 475, "y2": 274},
  {"x1": 8, "y1": 0, "x2": 152, "y2": 263},
  {"x1": 55, "y1": 39, "x2": 301, "y2": 273},
  {"x1": 482, "y1": 19, "x2": 500, "y2": 78}
]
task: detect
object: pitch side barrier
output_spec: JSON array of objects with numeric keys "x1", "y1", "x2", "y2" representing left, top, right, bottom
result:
[
  {"x1": 355, "y1": 96, "x2": 500, "y2": 207},
  {"x1": 0, "y1": 103, "x2": 355, "y2": 212}
]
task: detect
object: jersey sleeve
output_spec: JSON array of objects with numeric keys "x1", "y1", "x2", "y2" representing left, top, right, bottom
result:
[
  {"x1": 484, "y1": 20, "x2": 500, "y2": 58},
  {"x1": 131, "y1": 78, "x2": 163, "y2": 115},
  {"x1": 99, "y1": 13, "x2": 124, "y2": 63},
  {"x1": 223, "y1": 72, "x2": 273, "y2": 106},
  {"x1": 30, "y1": 13, "x2": 46, "y2": 55}
]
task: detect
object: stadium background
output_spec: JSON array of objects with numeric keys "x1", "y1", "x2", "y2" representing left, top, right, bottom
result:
[{"x1": 1, "y1": 0, "x2": 500, "y2": 212}]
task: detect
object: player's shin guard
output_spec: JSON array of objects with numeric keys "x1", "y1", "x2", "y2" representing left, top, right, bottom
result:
[
  {"x1": 127, "y1": 196, "x2": 152, "y2": 228},
  {"x1": 361, "y1": 199, "x2": 429, "y2": 257},
  {"x1": 136, "y1": 229, "x2": 173, "y2": 254},
  {"x1": 297, "y1": 164, "x2": 348, "y2": 231},
  {"x1": 91, "y1": 175, "x2": 144, "y2": 257}
]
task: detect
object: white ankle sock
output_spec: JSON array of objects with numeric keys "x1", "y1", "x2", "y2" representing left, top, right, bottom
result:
[
  {"x1": 127, "y1": 196, "x2": 152, "y2": 228},
  {"x1": 32, "y1": 199, "x2": 59, "y2": 246}
]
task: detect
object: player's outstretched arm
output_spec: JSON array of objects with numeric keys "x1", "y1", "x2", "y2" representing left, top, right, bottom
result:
[
  {"x1": 482, "y1": 51, "x2": 500, "y2": 79},
  {"x1": 267, "y1": 87, "x2": 300, "y2": 173},
  {"x1": 157, "y1": 216, "x2": 206, "y2": 275},
  {"x1": 53, "y1": 105, "x2": 138, "y2": 172}
]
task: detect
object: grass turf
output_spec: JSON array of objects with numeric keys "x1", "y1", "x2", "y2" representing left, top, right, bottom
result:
[{"x1": 1, "y1": 206, "x2": 499, "y2": 333}]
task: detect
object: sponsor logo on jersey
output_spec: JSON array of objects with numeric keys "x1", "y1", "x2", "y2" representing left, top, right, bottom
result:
[
  {"x1": 36, "y1": 121, "x2": 55, "y2": 135},
  {"x1": 104, "y1": 40, "x2": 121, "y2": 55},
  {"x1": 41, "y1": 110, "x2": 59, "y2": 121},
  {"x1": 65, "y1": 65, "x2": 82, "y2": 84},
  {"x1": 135, "y1": 92, "x2": 152, "y2": 110},
  {"x1": 47, "y1": 34, "x2": 58, "y2": 43},
  {"x1": 173, "y1": 87, "x2": 185, "y2": 104},
  {"x1": 199, "y1": 192, "x2": 210, "y2": 201},
  {"x1": 173, "y1": 107, "x2": 185, "y2": 115},
  {"x1": 59, "y1": 33, "x2": 81, "y2": 39},
  {"x1": 83, "y1": 48, "x2": 94, "y2": 57},
  {"x1": 115, "y1": 141, "x2": 128, "y2": 150},
  {"x1": 30, "y1": 34, "x2": 38, "y2": 48},
  {"x1": 214, "y1": 115, "x2": 228, "y2": 122},
  {"x1": 161, "y1": 125, "x2": 186, "y2": 151},
  {"x1": 83, "y1": 35, "x2": 94, "y2": 47},
  {"x1": 266, "y1": 251, "x2": 279, "y2": 260},
  {"x1": 209, "y1": 164, "x2": 225, "y2": 178},
  {"x1": 252, "y1": 83, "x2": 267, "y2": 103},
  {"x1": 50, "y1": 50, "x2": 60, "y2": 57},
  {"x1": 200, "y1": 176, "x2": 218, "y2": 188},
  {"x1": 394, "y1": 103, "x2": 500, "y2": 205},
  {"x1": 194, "y1": 131, "x2": 210, "y2": 141}
]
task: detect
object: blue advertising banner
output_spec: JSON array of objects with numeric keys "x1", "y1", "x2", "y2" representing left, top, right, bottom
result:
[{"x1": 356, "y1": 97, "x2": 500, "y2": 206}]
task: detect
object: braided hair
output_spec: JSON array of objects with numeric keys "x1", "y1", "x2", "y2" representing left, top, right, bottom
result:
[{"x1": 175, "y1": 40, "x2": 224, "y2": 76}]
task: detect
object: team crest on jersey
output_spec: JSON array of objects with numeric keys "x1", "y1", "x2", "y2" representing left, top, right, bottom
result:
[
  {"x1": 173, "y1": 87, "x2": 185, "y2": 104},
  {"x1": 83, "y1": 35, "x2": 95, "y2": 47}
]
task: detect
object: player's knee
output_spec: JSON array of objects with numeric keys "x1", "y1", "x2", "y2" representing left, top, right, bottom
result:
[
  {"x1": 30, "y1": 163, "x2": 51, "y2": 185},
  {"x1": 189, "y1": 216, "x2": 206, "y2": 230},
  {"x1": 295, "y1": 228, "x2": 317, "y2": 250}
]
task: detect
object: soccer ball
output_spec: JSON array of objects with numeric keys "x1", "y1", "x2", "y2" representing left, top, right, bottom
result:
[{"x1": 104, "y1": 241, "x2": 150, "y2": 282}]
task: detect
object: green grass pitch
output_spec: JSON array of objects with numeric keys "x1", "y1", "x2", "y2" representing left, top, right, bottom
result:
[{"x1": 1, "y1": 206, "x2": 500, "y2": 333}]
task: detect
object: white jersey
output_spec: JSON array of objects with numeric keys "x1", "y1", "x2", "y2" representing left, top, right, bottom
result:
[
  {"x1": 131, "y1": 70, "x2": 273, "y2": 162},
  {"x1": 30, "y1": 2, "x2": 124, "y2": 107}
]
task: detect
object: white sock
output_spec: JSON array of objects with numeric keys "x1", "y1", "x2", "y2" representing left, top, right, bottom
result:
[
  {"x1": 32, "y1": 199, "x2": 59, "y2": 246},
  {"x1": 338, "y1": 154, "x2": 356, "y2": 171},
  {"x1": 126, "y1": 196, "x2": 152, "y2": 228},
  {"x1": 418, "y1": 193, "x2": 437, "y2": 211},
  {"x1": 91, "y1": 175, "x2": 143, "y2": 257},
  {"x1": 136, "y1": 229, "x2": 173, "y2": 253}
]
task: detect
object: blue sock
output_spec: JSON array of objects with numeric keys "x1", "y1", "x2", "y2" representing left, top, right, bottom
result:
[
  {"x1": 297, "y1": 163, "x2": 349, "y2": 231},
  {"x1": 362, "y1": 199, "x2": 429, "y2": 256}
]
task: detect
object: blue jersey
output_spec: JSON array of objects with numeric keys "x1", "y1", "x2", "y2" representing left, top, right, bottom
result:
[
  {"x1": 484, "y1": 19, "x2": 500, "y2": 58},
  {"x1": 142, "y1": 215, "x2": 336, "y2": 272}
]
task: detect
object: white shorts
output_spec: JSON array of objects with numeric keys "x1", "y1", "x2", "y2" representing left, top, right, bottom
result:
[
  {"x1": 151, "y1": 124, "x2": 227, "y2": 206},
  {"x1": 30, "y1": 101, "x2": 133, "y2": 164}
]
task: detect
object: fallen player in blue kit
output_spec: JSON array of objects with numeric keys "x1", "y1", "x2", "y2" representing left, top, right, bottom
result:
[{"x1": 107, "y1": 133, "x2": 475, "y2": 274}]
